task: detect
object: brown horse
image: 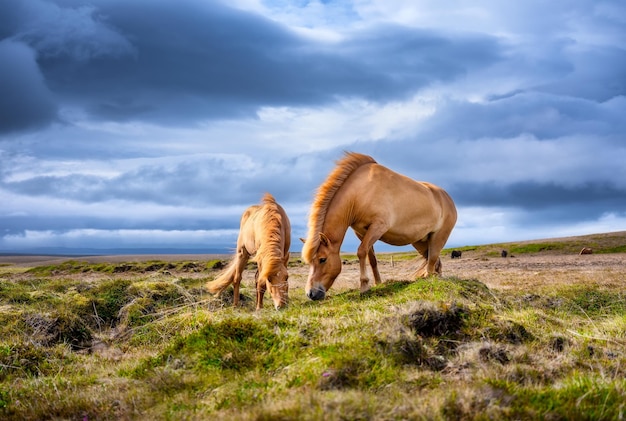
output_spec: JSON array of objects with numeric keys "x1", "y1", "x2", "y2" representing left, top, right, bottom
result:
[
  {"x1": 301, "y1": 152, "x2": 457, "y2": 301},
  {"x1": 206, "y1": 193, "x2": 291, "y2": 310}
]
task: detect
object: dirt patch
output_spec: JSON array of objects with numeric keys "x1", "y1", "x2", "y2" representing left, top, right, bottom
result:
[
  {"x1": 285, "y1": 252, "x2": 626, "y2": 295},
  {"x1": 2, "y1": 251, "x2": 625, "y2": 294}
]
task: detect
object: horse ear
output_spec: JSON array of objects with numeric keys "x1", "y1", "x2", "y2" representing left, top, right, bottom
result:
[
  {"x1": 299, "y1": 237, "x2": 306, "y2": 243},
  {"x1": 319, "y1": 232, "x2": 330, "y2": 246}
]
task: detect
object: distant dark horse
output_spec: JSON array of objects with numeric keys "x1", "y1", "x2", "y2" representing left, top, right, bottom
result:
[{"x1": 451, "y1": 250, "x2": 462, "y2": 259}]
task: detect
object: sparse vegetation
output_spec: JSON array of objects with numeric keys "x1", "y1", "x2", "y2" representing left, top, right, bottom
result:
[
  {"x1": 0, "y1": 232, "x2": 625, "y2": 419},
  {"x1": 447, "y1": 230, "x2": 626, "y2": 256}
]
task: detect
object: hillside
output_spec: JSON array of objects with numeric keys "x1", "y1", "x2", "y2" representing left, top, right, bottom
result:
[
  {"x1": 0, "y1": 232, "x2": 625, "y2": 419},
  {"x1": 446, "y1": 230, "x2": 626, "y2": 256}
]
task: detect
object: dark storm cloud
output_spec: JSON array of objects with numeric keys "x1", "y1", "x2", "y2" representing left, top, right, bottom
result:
[
  {"x1": 341, "y1": 25, "x2": 501, "y2": 88},
  {"x1": 0, "y1": 40, "x2": 57, "y2": 133},
  {"x1": 421, "y1": 92, "x2": 626, "y2": 142},
  {"x1": 536, "y1": 46, "x2": 626, "y2": 102},
  {"x1": 0, "y1": 0, "x2": 503, "y2": 131},
  {"x1": 448, "y1": 181, "x2": 626, "y2": 216}
]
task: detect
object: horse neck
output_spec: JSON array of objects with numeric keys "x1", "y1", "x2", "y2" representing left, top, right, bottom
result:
[
  {"x1": 258, "y1": 240, "x2": 286, "y2": 273},
  {"x1": 322, "y1": 194, "x2": 353, "y2": 248},
  {"x1": 260, "y1": 257, "x2": 286, "y2": 282}
]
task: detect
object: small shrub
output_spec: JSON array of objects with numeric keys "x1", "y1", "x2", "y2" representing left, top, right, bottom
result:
[
  {"x1": 509, "y1": 243, "x2": 566, "y2": 254},
  {"x1": 144, "y1": 262, "x2": 166, "y2": 272},
  {"x1": 89, "y1": 279, "x2": 133, "y2": 327},
  {"x1": 179, "y1": 262, "x2": 200, "y2": 272},
  {"x1": 113, "y1": 264, "x2": 135, "y2": 273},
  {"x1": 406, "y1": 302, "x2": 468, "y2": 338},
  {"x1": 318, "y1": 357, "x2": 369, "y2": 390},
  {"x1": 386, "y1": 332, "x2": 449, "y2": 371},
  {"x1": 0, "y1": 282, "x2": 31, "y2": 304},
  {"x1": 22, "y1": 311, "x2": 92, "y2": 350},
  {"x1": 483, "y1": 319, "x2": 534, "y2": 344},
  {"x1": 0, "y1": 342, "x2": 68, "y2": 380},
  {"x1": 478, "y1": 344, "x2": 510, "y2": 364},
  {"x1": 117, "y1": 281, "x2": 191, "y2": 328},
  {"x1": 206, "y1": 260, "x2": 224, "y2": 270},
  {"x1": 568, "y1": 287, "x2": 625, "y2": 316}
]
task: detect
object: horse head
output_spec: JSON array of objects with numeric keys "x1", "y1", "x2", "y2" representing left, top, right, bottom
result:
[
  {"x1": 262, "y1": 265, "x2": 289, "y2": 310},
  {"x1": 302, "y1": 232, "x2": 342, "y2": 301}
]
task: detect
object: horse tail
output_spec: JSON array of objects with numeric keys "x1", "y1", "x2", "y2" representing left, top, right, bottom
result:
[{"x1": 206, "y1": 258, "x2": 238, "y2": 295}]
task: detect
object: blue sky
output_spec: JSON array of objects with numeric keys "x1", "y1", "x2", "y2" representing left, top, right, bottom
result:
[{"x1": 1, "y1": 0, "x2": 625, "y2": 254}]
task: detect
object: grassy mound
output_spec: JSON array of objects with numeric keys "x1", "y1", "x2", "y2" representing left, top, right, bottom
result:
[{"x1": 0, "y1": 257, "x2": 625, "y2": 419}]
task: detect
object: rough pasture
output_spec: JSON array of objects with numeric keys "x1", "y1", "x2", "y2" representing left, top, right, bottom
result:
[{"x1": 0, "y1": 232, "x2": 625, "y2": 420}]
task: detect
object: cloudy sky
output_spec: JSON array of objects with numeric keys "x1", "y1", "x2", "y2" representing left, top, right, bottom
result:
[{"x1": 1, "y1": 0, "x2": 625, "y2": 254}]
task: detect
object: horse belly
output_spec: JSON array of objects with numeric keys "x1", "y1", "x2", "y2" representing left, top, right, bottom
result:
[{"x1": 378, "y1": 225, "x2": 432, "y2": 246}]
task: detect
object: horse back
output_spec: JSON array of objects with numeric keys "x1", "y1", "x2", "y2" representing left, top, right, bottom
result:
[
  {"x1": 240, "y1": 200, "x2": 290, "y2": 258},
  {"x1": 348, "y1": 163, "x2": 453, "y2": 212},
  {"x1": 342, "y1": 163, "x2": 456, "y2": 243}
]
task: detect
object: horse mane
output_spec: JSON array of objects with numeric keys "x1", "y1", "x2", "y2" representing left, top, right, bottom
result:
[
  {"x1": 255, "y1": 193, "x2": 287, "y2": 274},
  {"x1": 302, "y1": 152, "x2": 376, "y2": 263}
]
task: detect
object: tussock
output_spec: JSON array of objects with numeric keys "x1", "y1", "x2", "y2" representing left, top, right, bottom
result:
[{"x1": 406, "y1": 301, "x2": 468, "y2": 337}]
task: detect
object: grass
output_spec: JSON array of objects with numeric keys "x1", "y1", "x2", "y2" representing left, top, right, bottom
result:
[
  {"x1": 1, "y1": 235, "x2": 626, "y2": 419},
  {"x1": 445, "y1": 230, "x2": 626, "y2": 257}
]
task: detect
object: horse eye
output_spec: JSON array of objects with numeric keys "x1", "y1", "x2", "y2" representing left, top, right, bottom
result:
[{"x1": 319, "y1": 257, "x2": 327, "y2": 264}]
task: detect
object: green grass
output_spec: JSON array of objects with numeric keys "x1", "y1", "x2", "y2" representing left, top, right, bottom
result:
[
  {"x1": 443, "y1": 230, "x2": 626, "y2": 256},
  {"x1": 1, "y1": 256, "x2": 625, "y2": 420},
  {"x1": 24, "y1": 259, "x2": 225, "y2": 276}
]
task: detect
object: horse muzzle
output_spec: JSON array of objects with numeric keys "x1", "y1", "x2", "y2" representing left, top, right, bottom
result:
[
  {"x1": 274, "y1": 301, "x2": 287, "y2": 311},
  {"x1": 306, "y1": 286, "x2": 326, "y2": 301}
]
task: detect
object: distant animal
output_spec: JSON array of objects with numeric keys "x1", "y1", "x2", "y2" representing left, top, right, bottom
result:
[
  {"x1": 206, "y1": 193, "x2": 291, "y2": 310},
  {"x1": 501, "y1": 250, "x2": 508, "y2": 258},
  {"x1": 579, "y1": 247, "x2": 593, "y2": 255},
  {"x1": 451, "y1": 250, "x2": 462, "y2": 259},
  {"x1": 301, "y1": 152, "x2": 457, "y2": 301}
]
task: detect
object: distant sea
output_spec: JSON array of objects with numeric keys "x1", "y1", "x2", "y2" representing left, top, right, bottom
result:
[{"x1": 0, "y1": 247, "x2": 233, "y2": 256}]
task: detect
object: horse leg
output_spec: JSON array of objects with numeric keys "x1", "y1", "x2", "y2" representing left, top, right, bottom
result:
[
  {"x1": 356, "y1": 222, "x2": 387, "y2": 293},
  {"x1": 368, "y1": 247, "x2": 382, "y2": 285},
  {"x1": 232, "y1": 247, "x2": 249, "y2": 307},
  {"x1": 426, "y1": 223, "x2": 455, "y2": 276},
  {"x1": 255, "y1": 269, "x2": 266, "y2": 310},
  {"x1": 411, "y1": 240, "x2": 430, "y2": 278},
  {"x1": 356, "y1": 231, "x2": 382, "y2": 284}
]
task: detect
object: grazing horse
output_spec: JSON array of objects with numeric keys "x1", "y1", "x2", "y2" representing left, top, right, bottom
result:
[
  {"x1": 451, "y1": 250, "x2": 462, "y2": 259},
  {"x1": 206, "y1": 193, "x2": 291, "y2": 310},
  {"x1": 301, "y1": 152, "x2": 457, "y2": 301},
  {"x1": 579, "y1": 247, "x2": 593, "y2": 255}
]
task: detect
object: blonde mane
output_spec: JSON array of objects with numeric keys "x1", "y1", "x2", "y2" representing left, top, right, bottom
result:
[
  {"x1": 255, "y1": 193, "x2": 287, "y2": 274},
  {"x1": 302, "y1": 152, "x2": 376, "y2": 263}
]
